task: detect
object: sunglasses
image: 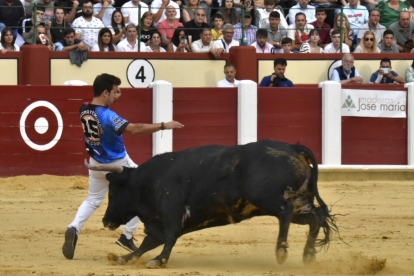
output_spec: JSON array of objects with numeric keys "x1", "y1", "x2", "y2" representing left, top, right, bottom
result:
[{"x1": 365, "y1": 38, "x2": 374, "y2": 41}]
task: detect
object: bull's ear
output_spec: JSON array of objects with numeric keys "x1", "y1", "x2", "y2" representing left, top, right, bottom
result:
[{"x1": 106, "y1": 170, "x2": 129, "y2": 186}]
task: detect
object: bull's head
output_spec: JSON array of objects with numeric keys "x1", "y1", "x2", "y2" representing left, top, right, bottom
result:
[{"x1": 84, "y1": 160, "x2": 138, "y2": 231}]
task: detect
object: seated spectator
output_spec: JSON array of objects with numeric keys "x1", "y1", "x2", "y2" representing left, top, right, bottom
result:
[
  {"x1": 216, "y1": 0, "x2": 239, "y2": 25},
  {"x1": 287, "y1": 12, "x2": 314, "y2": 51},
  {"x1": 406, "y1": 60, "x2": 414, "y2": 83},
  {"x1": 35, "y1": 25, "x2": 54, "y2": 51},
  {"x1": 288, "y1": 0, "x2": 316, "y2": 25},
  {"x1": 214, "y1": 23, "x2": 240, "y2": 53},
  {"x1": 353, "y1": 30, "x2": 381, "y2": 52},
  {"x1": 336, "y1": 0, "x2": 368, "y2": 36},
  {"x1": 377, "y1": 0, "x2": 414, "y2": 29},
  {"x1": 121, "y1": 0, "x2": 149, "y2": 26},
  {"x1": 0, "y1": 27, "x2": 20, "y2": 52},
  {"x1": 300, "y1": 28, "x2": 324, "y2": 53},
  {"x1": 93, "y1": 0, "x2": 116, "y2": 27},
  {"x1": 182, "y1": 0, "x2": 204, "y2": 23},
  {"x1": 108, "y1": 10, "x2": 126, "y2": 45},
  {"x1": 309, "y1": 0, "x2": 339, "y2": 28},
  {"x1": 72, "y1": 0, "x2": 105, "y2": 49},
  {"x1": 151, "y1": 0, "x2": 180, "y2": 27},
  {"x1": 378, "y1": 29, "x2": 399, "y2": 53},
  {"x1": 331, "y1": 53, "x2": 363, "y2": 84},
  {"x1": 233, "y1": 10, "x2": 258, "y2": 45},
  {"x1": 55, "y1": 27, "x2": 88, "y2": 51},
  {"x1": 331, "y1": 13, "x2": 354, "y2": 49},
  {"x1": 266, "y1": 11, "x2": 287, "y2": 52},
  {"x1": 357, "y1": 9, "x2": 385, "y2": 44},
  {"x1": 91, "y1": 27, "x2": 116, "y2": 51},
  {"x1": 403, "y1": 30, "x2": 414, "y2": 53},
  {"x1": 191, "y1": 28, "x2": 223, "y2": 58},
  {"x1": 139, "y1": 12, "x2": 154, "y2": 45},
  {"x1": 389, "y1": 11, "x2": 414, "y2": 52},
  {"x1": 251, "y1": 28, "x2": 273, "y2": 53},
  {"x1": 212, "y1": 13, "x2": 224, "y2": 41},
  {"x1": 310, "y1": 7, "x2": 331, "y2": 48},
  {"x1": 259, "y1": 57, "x2": 294, "y2": 87},
  {"x1": 281, "y1": 37, "x2": 293, "y2": 53},
  {"x1": 0, "y1": 0, "x2": 24, "y2": 36},
  {"x1": 217, "y1": 63, "x2": 239, "y2": 87},
  {"x1": 21, "y1": 5, "x2": 50, "y2": 44},
  {"x1": 116, "y1": 24, "x2": 146, "y2": 51},
  {"x1": 183, "y1": 7, "x2": 210, "y2": 45},
  {"x1": 50, "y1": 6, "x2": 67, "y2": 43},
  {"x1": 255, "y1": 0, "x2": 287, "y2": 29},
  {"x1": 324, "y1": 29, "x2": 350, "y2": 53},
  {"x1": 158, "y1": 5, "x2": 183, "y2": 46},
  {"x1": 143, "y1": 30, "x2": 166, "y2": 52},
  {"x1": 169, "y1": 27, "x2": 191, "y2": 52},
  {"x1": 370, "y1": 58, "x2": 404, "y2": 84}
]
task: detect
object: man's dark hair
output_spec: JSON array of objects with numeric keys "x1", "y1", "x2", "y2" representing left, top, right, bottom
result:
[
  {"x1": 63, "y1": 27, "x2": 75, "y2": 37},
  {"x1": 224, "y1": 63, "x2": 236, "y2": 70},
  {"x1": 369, "y1": 8, "x2": 380, "y2": 16},
  {"x1": 281, "y1": 37, "x2": 292, "y2": 45},
  {"x1": 295, "y1": 12, "x2": 306, "y2": 19},
  {"x1": 315, "y1": 7, "x2": 326, "y2": 15},
  {"x1": 54, "y1": 6, "x2": 66, "y2": 14},
  {"x1": 256, "y1": 28, "x2": 268, "y2": 38},
  {"x1": 36, "y1": 4, "x2": 46, "y2": 12},
  {"x1": 269, "y1": 11, "x2": 280, "y2": 19},
  {"x1": 83, "y1": 0, "x2": 92, "y2": 6},
  {"x1": 380, "y1": 58, "x2": 391, "y2": 66},
  {"x1": 331, "y1": 29, "x2": 340, "y2": 37},
  {"x1": 274, "y1": 57, "x2": 287, "y2": 67},
  {"x1": 383, "y1": 29, "x2": 394, "y2": 37},
  {"x1": 93, "y1": 74, "x2": 121, "y2": 97},
  {"x1": 212, "y1": 13, "x2": 223, "y2": 21}
]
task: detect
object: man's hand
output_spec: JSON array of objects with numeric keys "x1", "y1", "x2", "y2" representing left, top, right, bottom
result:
[
  {"x1": 378, "y1": 67, "x2": 384, "y2": 75},
  {"x1": 103, "y1": 0, "x2": 110, "y2": 7},
  {"x1": 203, "y1": 0, "x2": 212, "y2": 5},
  {"x1": 164, "y1": 121, "x2": 184, "y2": 129},
  {"x1": 78, "y1": 43, "x2": 88, "y2": 51},
  {"x1": 45, "y1": 20, "x2": 51, "y2": 29},
  {"x1": 72, "y1": 0, "x2": 79, "y2": 8},
  {"x1": 411, "y1": 48, "x2": 414, "y2": 53},
  {"x1": 161, "y1": 0, "x2": 169, "y2": 7},
  {"x1": 209, "y1": 48, "x2": 222, "y2": 58}
]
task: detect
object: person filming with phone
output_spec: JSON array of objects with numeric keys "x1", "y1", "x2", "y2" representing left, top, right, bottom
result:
[
  {"x1": 370, "y1": 58, "x2": 405, "y2": 84},
  {"x1": 259, "y1": 58, "x2": 294, "y2": 87}
]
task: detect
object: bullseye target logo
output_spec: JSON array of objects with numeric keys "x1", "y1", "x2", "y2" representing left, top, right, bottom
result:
[{"x1": 19, "y1": 101, "x2": 63, "y2": 151}]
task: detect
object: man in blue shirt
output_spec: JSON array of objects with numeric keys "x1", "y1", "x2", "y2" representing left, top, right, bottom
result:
[
  {"x1": 259, "y1": 58, "x2": 294, "y2": 87},
  {"x1": 62, "y1": 74, "x2": 184, "y2": 260},
  {"x1": 370, "y1": 58, "x2": 405, "y2": 84}
]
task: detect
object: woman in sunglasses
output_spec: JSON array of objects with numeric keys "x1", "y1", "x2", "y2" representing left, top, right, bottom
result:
[{"x1": 353, "y1": 31, "x2": 381, "y2": 53}]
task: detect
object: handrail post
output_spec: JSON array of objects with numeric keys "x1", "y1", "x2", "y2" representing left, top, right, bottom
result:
[{"x1": 33, "y1": 3, "x2": 38, "y2": 45}]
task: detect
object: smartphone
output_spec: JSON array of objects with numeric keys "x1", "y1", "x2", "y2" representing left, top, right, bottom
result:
[
  {"x1": 381, "y1": 68, "x2": 390, "y2": 74},
  {"x1": 39, "y1": 34, "x2": 47, "y2": 45},
  {"x1": 181, "y1": 35, "x2": 187, "y2": 44}
]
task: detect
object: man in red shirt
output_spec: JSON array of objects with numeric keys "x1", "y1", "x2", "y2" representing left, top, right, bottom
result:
[
  {"x1": 310, "y1": 7, "x2": 331, "y2": 48},
  {"x1": 158, "y1": 5, "x2": 183, "y2": 47}
]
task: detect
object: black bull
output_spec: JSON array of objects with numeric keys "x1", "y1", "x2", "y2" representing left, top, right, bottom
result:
[{"x1": 85, "y1": 139, "x2": 338, "y2": 268}]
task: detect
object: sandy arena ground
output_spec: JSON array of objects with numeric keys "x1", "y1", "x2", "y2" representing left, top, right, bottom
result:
[{"x1": 0, "y1": 175, "x2": 413, "y2": 275}]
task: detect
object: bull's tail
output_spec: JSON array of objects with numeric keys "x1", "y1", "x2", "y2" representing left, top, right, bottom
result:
[{"x1": 291, "y1": 143, "x2": 339, "y2": 249}]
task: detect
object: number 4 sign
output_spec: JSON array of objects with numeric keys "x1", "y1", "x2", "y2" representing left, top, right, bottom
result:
[{"x1": 127, "y1": 59, "x2": 155, "y2": 88}]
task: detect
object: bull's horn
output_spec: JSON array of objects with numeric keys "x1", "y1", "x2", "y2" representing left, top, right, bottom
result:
[{"x1": 84, "y1": 159, "x2": 124, "y2": 173}]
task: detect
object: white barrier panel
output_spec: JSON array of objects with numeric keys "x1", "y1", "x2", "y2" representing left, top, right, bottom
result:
[
  {"x1": 405, "y1": 83, "x2": 414, "y2": 165},
  {"x1": 151, "y1": 81, "x2": 173, "y2": 156},
  {"x1": 320, "y1": 81, "x2": 342, "y2": 165},
  {"x1": 237, "y1": 80, "x2": 257, "y2": 145}
]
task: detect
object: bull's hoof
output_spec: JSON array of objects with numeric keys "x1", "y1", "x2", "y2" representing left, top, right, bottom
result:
[
  {"x1": 303, "y1": 248, "x2": 316, "y2": 266},
  {"x1": 116, "y1": 257, "x2": 127, "y2": 264},
  {"x1": 276, "y1": 248, "x2": 288, "y2": 264},
  {"x1": 146, "y1": 259, "x2": 162, "y2": 268}
]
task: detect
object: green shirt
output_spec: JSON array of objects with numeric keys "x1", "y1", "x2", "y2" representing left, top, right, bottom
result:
[{"x1": 377, "y1": 1, "x2": 411, "y2": 28}]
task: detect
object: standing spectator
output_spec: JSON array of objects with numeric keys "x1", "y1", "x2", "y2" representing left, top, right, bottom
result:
[
  {"x1": 72, "y1": 0, "x2": 105, "y2": 49},
  {"x1": 281, "y1": 37, "x2": 293, "y2": 53},
  {"x1": 0, "y1": 0, "x2": 25, "y2": 36},
  {"x1": 139, "y1": 11, "x2": 154, "y2": 44},
  {"x1": 299, "y1": 28, "x2": 324, "y2": 52},
  {"x1": 211, "y1": 13, "x2": 224, "y2": 40},
  {"x1": 183, "y1": 7, "x2": 210, "y2": 44},
  {"x1": 191, "y1": 28, "x2": 223, "y2": 58},
  {"x1": 288, "y1": 0, "x2": 316, "y2": 25},
  {"x1": 389, "y1": 11, "x2": 414, "y2": 52},
  {"x1": 216, "y1": 0, "x2": 239, "y2": 25},
  {"x1": 170, "y1": 27, "x2": 191, "y2": 52},
  {"x1": 259, "y1": 58, "x2": 294, "y2": 87},
  {"x1": 310, "y1": 7, "x2": 331, "y2": 48},
  {"x1": 370, "y1": 58, "x2": 404, "y2": 84},
  {"x1": 158, "y1": 5, "x2": 183, "y2": 46},
  {"x1": 182, "y1": 0, "x2": 203, "y2": 23},
  {"x1": 50, "y1": 7, "x2": 67, "y2": 43},
  {"x1": 255, "y1": 0, "x2": 287, "y2": 29},
  {"x1": 108, "y1": 10, "x2": 126, "y2": 44},
  {"x1": 142, "y1": 30, "x2": 166, "y2": 51},
  {"x1": 378, "y1": 29, "x2": 399, "y2": 52},
  {"x1": 1, "y1": 27, "x2": 20, "y2": 52},
  {"x1": 331, "y1": 53, "x2": 363, "y2": 84},
  {"x1": 357, "y1": 9, "x2": 385, "y2": 44},
  {"x1": 406, "y1": 60, "x2": 414, "y2": 83},
  {"x1": 377, "y1": 0, "x2": 414, "y2": 28},
  {"x1": 214, "y1": 23, "x2": 239, "y2": 52},
  {"x1": 91, "y1": 27, "x2": 116, "y2": 51},
  {"x1": 26, "y1": 0, "x2": 55, "y2": 19},
  {"x1": 266, "y1": 11, "x2": 287, "y2": 52},
  {"x1": 403, "y1": 30, "x2": 414, "y2": 52},
  {"x1": 116, "y1": 23, "x2": 146, "y2": 51},
  {"x1": 331, "y1": 13, "x2": 354, "y2": 49},
  {"x1": 310, "y1": 0, "x2": 339, "y2": 27},
  {"x1": 22, "y1": 5, "x2": 52, "y2": 44},
  {"x1": 121, "y1": 0, "x2": 149, "y2": 26},
  {"x1": 251, "y1": 28, "x2": 273, "y2": 52},
  {"x1": 217, "y1": 63, "x2": 239, "y2": 87},
  {"x1": 338, "y1": 0, "x2": 368, "y2": 36},
  {"x1": 94, "y1": 0, "x2": 116, "y2": 27},
  {"x1": 287, "y1": 12, "x2": 314, "y2": 51},
  {"x1": 233, "y1": 10, "x2": 258, "y2": 45},
  {"x1": 353, "y1": 30, "x2": 381, "y2": 52},
  {"x1": 151, "y1": 0, "x2": 180, "y2": 27},
  {"x1": 324, "y1": 29, "x2": 350, "y2": 52},
  {"x1": 55, "y1": 27, "x2": 88, "y2": 51}
]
